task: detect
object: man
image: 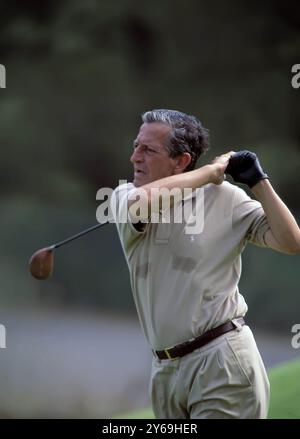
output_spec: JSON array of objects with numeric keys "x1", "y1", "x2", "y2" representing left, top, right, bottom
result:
[{"x1": 111, "y1": 109, "x2": 300, "y2": 419}]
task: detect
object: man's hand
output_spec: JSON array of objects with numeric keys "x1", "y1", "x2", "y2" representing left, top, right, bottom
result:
[
  {"x1": 225, "y1": 150, "x2": 269, "y2": 188},
  {"x1": 209, "y1": 151, "x2": 235, "y2": 185}
]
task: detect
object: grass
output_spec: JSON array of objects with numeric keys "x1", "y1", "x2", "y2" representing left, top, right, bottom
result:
[
  {"x1": 268, "y1": 357, "x2": 300, "y2": 418},
  {"x1": 117, "y1": 407, "x2": 154, "y2": 419},
  {"x1": 116, "y1": 358, "x2": 300, "y2": 419}
]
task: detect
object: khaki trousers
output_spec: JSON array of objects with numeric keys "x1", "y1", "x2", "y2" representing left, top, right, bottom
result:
[{"x1": 150, "y1": 325, "x2": 270, "y2": 419}]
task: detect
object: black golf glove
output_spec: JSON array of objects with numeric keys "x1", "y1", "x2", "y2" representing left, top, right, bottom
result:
[{"x1": 225, "y1": 150, "x2": 269, "y2": 188}]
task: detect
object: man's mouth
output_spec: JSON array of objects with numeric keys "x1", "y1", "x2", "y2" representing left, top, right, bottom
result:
[{"x1": 134, "y1": 169, "x2": 145, "y2": 175}]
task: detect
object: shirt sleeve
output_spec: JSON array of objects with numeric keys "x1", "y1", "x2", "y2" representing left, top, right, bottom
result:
[
  {"x1": 110, "y1": 182, "x2": 148, "y2": 257},
  {"x1": 232, "y1": 185, "x2": 271, "y2": 248}
]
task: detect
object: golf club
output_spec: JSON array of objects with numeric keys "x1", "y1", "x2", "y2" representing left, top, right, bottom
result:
[{"x1": 29, "y1": 222, "x2": 108, "y2": 280}]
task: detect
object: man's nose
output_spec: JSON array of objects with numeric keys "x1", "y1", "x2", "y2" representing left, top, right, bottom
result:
[{"x1": 130, "y1": 146, "x2": 143, "y2": 163}]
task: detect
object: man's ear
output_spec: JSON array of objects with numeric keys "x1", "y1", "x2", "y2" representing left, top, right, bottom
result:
[{"x1": 174, "y1": 152, "x2": 192, "y2": 173}]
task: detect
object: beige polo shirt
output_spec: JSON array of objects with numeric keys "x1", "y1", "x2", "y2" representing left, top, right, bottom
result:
[{"x1": 111, "y1": 181, "x2": 271, "y2": 351}]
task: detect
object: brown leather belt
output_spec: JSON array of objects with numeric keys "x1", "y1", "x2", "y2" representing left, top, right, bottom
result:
[{"x1": 154, "y1": 317, "x2": 245, "y2": 360}]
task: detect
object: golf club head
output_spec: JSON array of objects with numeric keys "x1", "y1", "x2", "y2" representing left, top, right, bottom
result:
[{"x1": 29, "y1": 247, "x2": 54, "y2": 280}]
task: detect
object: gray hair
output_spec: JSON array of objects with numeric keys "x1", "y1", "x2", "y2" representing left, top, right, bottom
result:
[{"x1": 141, "y1": 109, "x2": 210, "y2": 172}]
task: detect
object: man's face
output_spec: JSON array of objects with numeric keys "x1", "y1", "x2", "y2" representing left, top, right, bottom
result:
[{"x1": 130, "y1": 122, "x2": 178, "y2": 187}]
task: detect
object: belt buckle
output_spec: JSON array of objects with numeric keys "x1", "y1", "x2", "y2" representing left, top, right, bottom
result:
[{"x1": 164, "y1": 347, "x2": 179, "y2": 361}]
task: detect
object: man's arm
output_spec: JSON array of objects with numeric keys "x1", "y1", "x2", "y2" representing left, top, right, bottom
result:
[
  {"x1": 251, "y1": 180, "x2": 300, "y2": 255},
  {"x1": 128, "y1": 153, "x2": 233, "y2": 221},
  {"x1": 226, "y1": 149, "x2": 300, "y2": 255}
]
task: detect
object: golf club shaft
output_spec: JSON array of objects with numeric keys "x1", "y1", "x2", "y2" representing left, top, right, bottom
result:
[{"x1": 52, "y1": 222, "x2": 109, "y2": 250}]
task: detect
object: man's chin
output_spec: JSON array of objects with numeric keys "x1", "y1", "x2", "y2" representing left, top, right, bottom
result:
[
  {"x1": 133, "y1": 175, "x2": 148, "y2": 187},
  {"x1": 133, "y1": 180, "x2": 143, "y2": 187}
]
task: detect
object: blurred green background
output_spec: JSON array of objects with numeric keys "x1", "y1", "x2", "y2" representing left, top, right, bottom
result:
[{"x1": 0, "y1": 0, "x2": 299, "y2": 418}]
